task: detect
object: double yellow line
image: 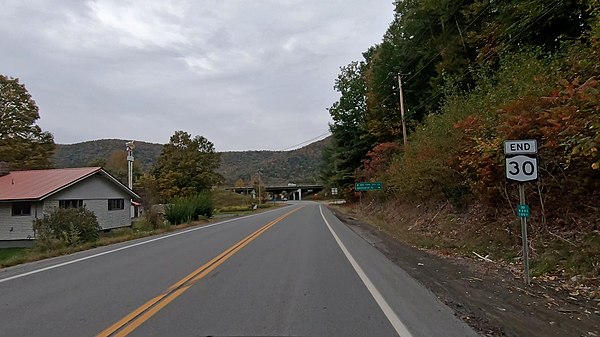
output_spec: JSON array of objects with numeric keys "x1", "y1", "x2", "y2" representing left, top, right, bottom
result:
[{"x1": 97, "y1": 206, "x2": 303, "y2": 337}]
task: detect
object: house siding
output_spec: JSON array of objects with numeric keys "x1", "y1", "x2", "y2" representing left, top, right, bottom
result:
[
  {"x1": 48, "y1": 175, "x2": 132, "y2": 230},
  {"x1": 0, "y1": 202, "x2": 43, "y2": 240}
]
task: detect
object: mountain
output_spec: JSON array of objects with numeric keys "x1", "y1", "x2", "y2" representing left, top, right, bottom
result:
[
  {"x1": 54, "y1": 139, "x2": 163, "y2": 171},
  {"x1": 53, "y1": 137, "x2": 330, "y2": 185}
]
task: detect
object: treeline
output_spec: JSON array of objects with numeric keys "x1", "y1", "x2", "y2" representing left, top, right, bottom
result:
[{"x1": 322, "y1": 0, "x2": 600, "y2": 214}]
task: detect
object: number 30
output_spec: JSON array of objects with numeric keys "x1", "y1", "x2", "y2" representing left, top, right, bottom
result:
[{"x1": 508, "y1": 160, "x2": 535, "y2": 176}]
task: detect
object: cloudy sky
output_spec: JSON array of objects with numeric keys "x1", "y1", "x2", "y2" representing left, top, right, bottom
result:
[{"x1": 1, "y1": 1, "x2": 394, "y2": 151}]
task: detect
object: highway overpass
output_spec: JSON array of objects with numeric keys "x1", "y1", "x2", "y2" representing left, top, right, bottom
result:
[{"x1": 228, "y1": 184, "x2": 324, "y2": 200}]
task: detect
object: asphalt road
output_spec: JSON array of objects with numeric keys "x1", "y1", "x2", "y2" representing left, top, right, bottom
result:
[{"x1": 0, "y1": 202, "x2": 478, "y2": 337}]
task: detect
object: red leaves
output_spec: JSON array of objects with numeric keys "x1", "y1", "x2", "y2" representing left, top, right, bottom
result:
[
  {"x1": 451, "y1": 76, "x2": 600, "y2": 206},
  {"x1": 358, "y1": 142, "x2": 402, "y2": 180}
]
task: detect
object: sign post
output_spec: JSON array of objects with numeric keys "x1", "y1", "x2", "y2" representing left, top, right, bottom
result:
[
  {"x1": 355, "y1": 182, "x2": 383, "y2": 209},
  {"x1": 504, "y1": 140, "x2": 538, "y2": 285},
  {"x1": 518, "y1": 184, "x2": 530, "y2": 285}
]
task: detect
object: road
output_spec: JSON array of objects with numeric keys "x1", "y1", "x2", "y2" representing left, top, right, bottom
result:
[{"x1": 0, "y1": 202, "x2": 478, "y2": 337}]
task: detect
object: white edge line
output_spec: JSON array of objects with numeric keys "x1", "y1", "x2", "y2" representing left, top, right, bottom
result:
[
  {"x1": 319, "y1": 205, "x2": 413, "y2": 337},
  {"x1": 0, "y1": 206, "x2": 292, "y2": 284}
]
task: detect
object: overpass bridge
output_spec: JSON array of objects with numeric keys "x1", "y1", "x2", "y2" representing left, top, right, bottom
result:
[{"x1": 228, "y1": 184, "x2": 324, "y2": 200}]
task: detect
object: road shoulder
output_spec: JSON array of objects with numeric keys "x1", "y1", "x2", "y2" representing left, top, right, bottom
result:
[{"x1": 327, "y1": 205, "x2": 600, "y2": 337}]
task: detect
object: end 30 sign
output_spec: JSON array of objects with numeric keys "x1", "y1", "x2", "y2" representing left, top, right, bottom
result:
[{"x1": 504, "y1": 140, "x2": 538, "y2": 182}]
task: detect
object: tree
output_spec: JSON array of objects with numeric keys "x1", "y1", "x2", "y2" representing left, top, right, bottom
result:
[
  {"x1": 0, "y1": 75, "x2": 55, "y2": 169},
  {"x1": 323, "y1": 61, "x2": 375, "y2": 189},
  {"x1": 234, "y1": 178, "x2": 245, "y2": 188},
  {"x1": 152, "y1": 131, "x2": 223, "y2": 201}
]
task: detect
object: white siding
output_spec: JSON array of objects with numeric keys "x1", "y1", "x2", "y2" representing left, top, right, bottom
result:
[
  {"x1": 81, "y1": 199, "x2": 130, "y2": 230},
  {"x1": 48, "y1": 174, "x2": 132, "y2": 230},
  {"x1": 52, "y1": 174, "x2": 127, "y2": 200},
  {"x1": 0, "y1": 202, "x2": 42, "y2": 240}
]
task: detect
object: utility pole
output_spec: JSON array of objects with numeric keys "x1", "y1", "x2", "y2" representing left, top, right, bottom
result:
[
  {"x1": 398, "y1": 73, "x2": 408, "y2": 148},
  {"x1": 126, "y1": 141, "x2": 134, "y2": 189},
  {"x1": 257, "y1": 171, "x2": 262, "y2": 204},
  {"x1": 126, "y1": 141, "x2": 135, "y2": 218}
]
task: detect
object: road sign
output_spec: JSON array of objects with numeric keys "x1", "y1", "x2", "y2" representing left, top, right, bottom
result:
[
  {"x1": 355, "y1": 182, "x2": 382, "y2": 191},
  {"x1": 517, "y1": 204, "x2": 530, "y2": 218},
  {"x1": 505, "y1": 155, "x2": 538, "y2": 182},
  {"x1": 504, "y1": 139, "x2": 538, "y2": 285},
  {"x1": 331, "y1": 188, "x2": 338, "y2": 196},
  {"x1": 504, "y1": 139, "x2": 538, "y2": 183},
  {"x1": 504, "y1": 139, "x2": 537, "y2": 155}
]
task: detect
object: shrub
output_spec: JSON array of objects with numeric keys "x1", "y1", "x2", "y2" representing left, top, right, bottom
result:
[
  {"x1": 33, "y1": 207, "x2": 101, "y2": 247},
  {"x1": 164, "y1": 192, "x2": 214, "y2": 225}
]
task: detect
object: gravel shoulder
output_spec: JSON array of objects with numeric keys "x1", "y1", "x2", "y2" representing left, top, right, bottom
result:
[{"x1": 327, "y1": 205, "x2": 600, "y2": 337}]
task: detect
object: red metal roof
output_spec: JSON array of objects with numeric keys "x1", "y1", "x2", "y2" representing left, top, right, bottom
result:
[{"x1": 0, "y1": 167, "x2": 104, "y2": 201}]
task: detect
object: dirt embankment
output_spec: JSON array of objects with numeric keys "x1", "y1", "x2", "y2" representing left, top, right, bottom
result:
[{"x1": 328, "y1": 205, "x2": 600, "y2": 337}]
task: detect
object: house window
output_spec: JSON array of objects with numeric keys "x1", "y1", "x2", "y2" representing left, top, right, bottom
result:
[
  {"x1": 108, "y1": 199, "x2": 125, "y2": 211},
  {"x1": 12, "y1": 202, "x2": 31, "y2": 216},
  {"x1": 59, "y1": 200, "x2": 83, "y2": 209}
]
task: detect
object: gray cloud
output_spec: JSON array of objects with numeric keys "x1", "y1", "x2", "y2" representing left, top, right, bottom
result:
[{"x1": 1, "y1": 0, "x2": 393, "y2": 151}]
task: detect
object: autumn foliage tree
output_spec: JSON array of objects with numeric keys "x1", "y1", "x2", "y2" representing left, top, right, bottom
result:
[
  {"x1": 357, "y1": 142, "x2": 402, "y2": 181},
  {"x1": 0, "y1": 75, "x2": 55, "y2": 169}
]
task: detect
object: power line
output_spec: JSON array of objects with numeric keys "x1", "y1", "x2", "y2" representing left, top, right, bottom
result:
[
  {"x1": 279, "y1": 131, "x2": 331, "y2": 151},
  {"x1": 408, "y1": 0, "x2": 565, "y2": 115},
  {"x1": 404, "y1": 1, "x2": 493, "y2": 85}
]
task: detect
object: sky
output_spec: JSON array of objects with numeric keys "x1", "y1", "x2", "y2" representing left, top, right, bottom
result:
[{"x1": 1, "y1": 0, "x2": 394, "y2": 151}]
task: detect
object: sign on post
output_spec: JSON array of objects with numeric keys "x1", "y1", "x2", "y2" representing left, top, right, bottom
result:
[
  {"x1": 504, "y1": 139, "x2": 538, "y2": 286},
  {"x1": 331, "y1": 188, "x2": 338, "y2": 196},
  {"x1": 355, "y1": 182, "x2": 382, "y2": 191}
]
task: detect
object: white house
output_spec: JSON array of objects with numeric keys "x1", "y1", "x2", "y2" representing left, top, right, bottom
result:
[{"x1": 0, "y1": 165, "x2": 140, "y2": 246}]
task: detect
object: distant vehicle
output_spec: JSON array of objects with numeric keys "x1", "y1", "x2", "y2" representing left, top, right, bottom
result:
[
  {"x1": 287, "y1": 183, "x2": 296, "y2": 186},
  {"x1": 282, "y1": 197, "x2": 288, "y2": 201}
]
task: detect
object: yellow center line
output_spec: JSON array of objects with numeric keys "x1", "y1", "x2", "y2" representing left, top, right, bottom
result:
[{"x1": 96, "y1": 206, "x2": 303, "y2": 337}]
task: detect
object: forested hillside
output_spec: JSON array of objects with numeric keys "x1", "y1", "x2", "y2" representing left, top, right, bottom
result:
[
  {"x1": 55, "y1": 139, "x2": 163, "y2": 171},
  {"x1": 219, "y1": 137, "x2": 330, "y2": 186},
  {"x1": 54, "y1": 137, "x2": 329, "y2": 185},
  {"x1": 323, "y1": 0, "x2": 600, "y2": 283}
]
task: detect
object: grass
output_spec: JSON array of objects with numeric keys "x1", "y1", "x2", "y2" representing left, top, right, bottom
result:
[
  {"x1": 217, "y1": 205, "x2": 253, "y2": 213},
  {"x1": 0, "y1": 248, "x2": 29, "y2": 265},
  {"x1": 530, "y1": 232, "x2": 600, "y2": 277}
]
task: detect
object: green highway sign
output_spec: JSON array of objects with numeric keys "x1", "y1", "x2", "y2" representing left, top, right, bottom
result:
[
  {"x1": 355, "y1": 182, "x2": 383, "y2": 191},
  {"x1": 517, "y1": 204, "x2": 530, "y2": 218}
]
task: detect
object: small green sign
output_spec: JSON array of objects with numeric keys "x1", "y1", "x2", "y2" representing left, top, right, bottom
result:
[
  {"x1": 517, "y1": 204, "x2": 530, "y2": 218},
  {"x1": 355, "y1": 182, "x2": 383, "y2": 191}
]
